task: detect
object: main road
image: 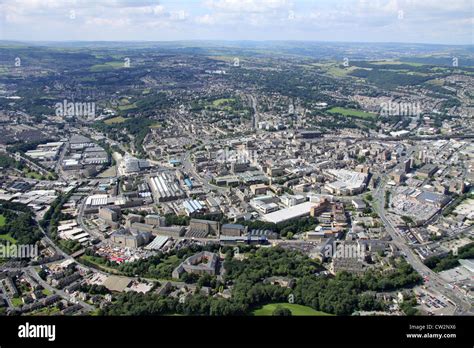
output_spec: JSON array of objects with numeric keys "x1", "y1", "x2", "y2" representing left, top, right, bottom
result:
[{"x1": 373, "y1": 171, "x2": 473, "y2": 315}]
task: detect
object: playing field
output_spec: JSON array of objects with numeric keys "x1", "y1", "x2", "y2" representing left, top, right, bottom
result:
[
  {"x1": 252, "y1": 303, "x2": 332, "y2": 316},
  {"x1": 212, "y1": 98, "x2": 234, "y2": 107},
  {"x1": 104, "y1": 116, "x2": 127, "y2": 125},
  {"x1": 328, "y1": 107, "x2": 375, "y2": 119},
  {"x1": 118, "y1": 103, "x2": 137, "y2": 111}
]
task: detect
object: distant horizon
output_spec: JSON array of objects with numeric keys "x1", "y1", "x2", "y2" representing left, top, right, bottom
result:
[
  {"x1": 1, "y1": 0, "x2": 472, "y2": 45},
  {"x1": 1, "y1": 39, "x2": 472, "y2": 47}
]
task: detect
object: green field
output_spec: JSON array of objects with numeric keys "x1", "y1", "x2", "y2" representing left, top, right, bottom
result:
[
  {"x1": 104, "y1": 116, "x2": 127, "y2": 125},
  {"x1": 252, "y1": 303, "x2": 332, "y2": 316},
  {"x1": 11, "y1": 297, "x2": 23, "y2": 307},
  {"x1": 0, "y1": 233, "x2": 16, "y2": 243},
  {"x1": 372, "y1": 60, "x2": 425, "y2": 67},
  {"x1": 118, "y1": 103, "x2": 137, "y2": 111},
  {"x1": 328, "y1": 107, "x2": 375, "y2": 119},
  {"x1": 23, "y1": 170, "x2": 43, "y2": 179},
  {"x1": 0, "y1": 214, "x2": 5, "y2": 227},
  {"x1": 326, "y1": 65, "x2": 358, "y2": 77},
  {"x1": 212, "y1": 98, "x2": 234, "y2": 107},
  {"x1": 90, "y1": 61, "x2": 124, "y2": 72},
  {"x1": 426, "y1": 78, "x2": 444, "y2": 86}
]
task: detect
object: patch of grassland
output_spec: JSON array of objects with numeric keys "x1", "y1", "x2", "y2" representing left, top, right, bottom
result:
[
  {"x1": 253, "y1": 303, "x2": 332, "y2": 316},
  {"x1": 104, "y1": 116, "x2": 127, "y2": 125},
  {"x1": 328, "y1": 107, "x2": 375, "y2": 119}
]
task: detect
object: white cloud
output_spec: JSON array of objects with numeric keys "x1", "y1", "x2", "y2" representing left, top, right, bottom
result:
[
  {"x1": 195, "y1": 14, "x2": 216, "y2": 25},
  {"x1": 117, "y1": 5, "x2": 165, "y2": 16},
  {"x1": 0, "y1": 0, "x2": 472, "y2": 43},
  {"x1": 85, "y1": 17, "x2": 130, "y2": 27},
  {"x1": 204, "y1": 0, "x2": 291, "y2": 13}
]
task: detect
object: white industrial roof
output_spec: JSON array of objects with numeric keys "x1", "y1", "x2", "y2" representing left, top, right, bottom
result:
[
  {"x1": 145, "y1": 236, "x2": 169, "y2": 250},
  {"x1": 262, "y1": 201, "x2": 314, "y2": 224},
  {"x1": 85, "y1": 194, "x2": 108, "y2": 206}
]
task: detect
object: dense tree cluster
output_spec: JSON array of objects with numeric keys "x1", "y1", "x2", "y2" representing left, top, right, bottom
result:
[
  {"x1": 224, "y1": 247, "x2": 322, "y2": 281},
  {"x1": 94, "y1": 116, "x2": 161, "y2": 156},
  {"x1": 41, "y1": 193, "x2": 74, "y2": 232},
  {"x1": 79, "y1": 284, "x2": 111, "y2": 295},
  {"x1": 0, "y1": 200, "x2": 42, "y2": 245},
  {"x1": 40, "y1": 192, "x2": 79, "y2": 253},
  {"x1": 444, "y1": 192, "x2": 474, "y2": 217},
  {"x1": 84, "y1": 243, "x2": 224, "y2": 279},
  {"x1": 7, "y1": 139, "x2": 55, "y2": 153},
  {"x1": 293, "y1": 260, "x2": 421, "y2": 316},
  {"x1": 400, "y1": 296, "x2": 419, "y2": 316},
  {"x1": 0, "y1": 154, "x2": 19, "y2": 169},
  {"x1": 424, "y1": 243, "x2": 474, "y2": 272},
  {"x1": 100, "y1": 291, "x2": 248, "y2": 316},
  {"x1": 230, "y1": 68, "x2": 336, "y2": 105},
  {"x1": 350, "y1": 69, "x2": 431, "y2": 89},
  {"x1": 101, "y1": 247, "x2": 421, "y2": 316},
  {"x1": 241, "y1": 217, "x2": 317, "y2": 237},
  {"x1": 272, "y1": 306, "x2": 292, "y2": 316}
]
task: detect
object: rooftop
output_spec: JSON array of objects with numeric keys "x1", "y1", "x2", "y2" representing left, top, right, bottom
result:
[{"x1": 262, "y1": 201, "x2": 314, "y2": 224}]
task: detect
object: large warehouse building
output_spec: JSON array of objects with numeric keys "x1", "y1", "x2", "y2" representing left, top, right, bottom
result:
[{"x1": 262, "y1": 201, "x2": 314, "y2": 224}]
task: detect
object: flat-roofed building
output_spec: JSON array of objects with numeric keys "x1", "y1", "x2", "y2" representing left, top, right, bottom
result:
[
  {"x1": 145, "y1": 214, "x2": 164, "y2": 226},
  {"x1": 250, "y1": 184, "x2": 268, "y2": 195},
  {"x1": 172, "y1": 251, "x2": 220, "y2": 279},
  {"x1": 189, "y1": 219, "x2": 220, "y2": 236},
  {"x1": 352, "y1": 199, "x2": 367, "y2": 211},
  {"x1": 266, "y1": 166, "x2": 284, "y2": 177},
  {"x1": 221, "y1": 223, "x2": 246, "y2": 236},
  {"x1": 111, "y1": 228, "x2": 151, "y2": 248},
  {"x1": 310, "y1": 198, "x2": 331, "y2": 217},
  {"x1": 324, "y1": 169, "x2": 368, "y2": 196},
  {"x1": 152, "y1": 225, "x2": 185, "y2": 237},
  {"x1": 262, "y1": 201, "x2": 314, "y2": 224},
  {"x1": 417, "y1": 164, "x2": 439, "y2": 178},
  {"x1": 103, "y1": 276, "x2": 132, "y2": 292},
  {"x1": 99, "y1": 206, "x2": 121, "y2": 222}
]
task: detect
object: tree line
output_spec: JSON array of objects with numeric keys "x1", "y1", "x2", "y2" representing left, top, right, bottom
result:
[{"x1": 101, "y1": 247, "x2": 421, "y2": 316}]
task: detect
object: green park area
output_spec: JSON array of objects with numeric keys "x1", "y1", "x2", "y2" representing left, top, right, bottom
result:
[
  {"x1": 104, "y1": 116, "x2": 127, "y2": 125},
  {"x1": 118, "y1": 103, "x2": 137, "y2": 111},
  {"x1": 89, "y1": 61, "x2": 124, "y2": 72},
  {"x1": 11, "y1": 297, "x2": 23, "y2": 307},
  {"x1": 212, "y1": 98, "x2": 234, "y2": 107},
  {"x1": 252, "y1": 303, "x2": 332, "y2": 316},
  {"x1": 0, "y1": 215, "x2": 16, "y2": 243},
  {"x1": 328, "y1": 107, "x2": 375, "y2": 119},
  {"x1": 0, "y1": 234, "x2": 16, "y2": 243}
]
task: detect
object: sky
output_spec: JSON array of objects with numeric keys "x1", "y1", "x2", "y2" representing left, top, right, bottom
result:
[{"x1": 0, "y1": 0, "x2": 473, "y2": 44}]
